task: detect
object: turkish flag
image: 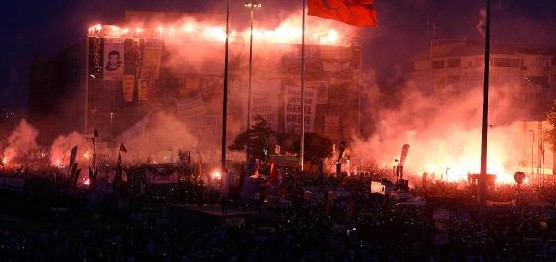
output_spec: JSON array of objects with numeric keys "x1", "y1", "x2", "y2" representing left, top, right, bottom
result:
[{"x1": 308, "y1": 0, "x2": 378, "y2": 27}]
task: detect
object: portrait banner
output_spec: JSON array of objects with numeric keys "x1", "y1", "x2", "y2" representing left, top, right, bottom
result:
[{"x1": 103, "y1": 38, "x2": 125, "y2": 80}]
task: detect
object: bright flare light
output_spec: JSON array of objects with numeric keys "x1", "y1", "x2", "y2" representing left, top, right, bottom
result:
[
  {"x1": 211, "y1": 170, "x2": 222, "y2": 180},
  {"x1": 86, "y1": 11, "x2": 356, "y2": 47},
  {"x1": 83, "y1": 151, "x2": 91, "y2": 160}
]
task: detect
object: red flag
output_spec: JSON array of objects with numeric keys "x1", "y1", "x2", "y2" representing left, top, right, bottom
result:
[
  {"x1": 69, "y1": 145, "x2": 78, "y2": 168},
  {"x1": 269, "y1": 161, "x2": 279, "y2": 184},
  {"x1": 308, "y1": 0, "x2": 377, "y2": 27},
  {"x1": 119, "y1": 143, "x2": 128, "y2": 153}
]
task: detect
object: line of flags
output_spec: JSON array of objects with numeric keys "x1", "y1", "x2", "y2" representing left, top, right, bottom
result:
[
  {"x1": 66, "y1": 135, "x2": 129, "y2": 191},
  {"x1": 307, "y1": 0, "x2": 378, "y2": 27}
]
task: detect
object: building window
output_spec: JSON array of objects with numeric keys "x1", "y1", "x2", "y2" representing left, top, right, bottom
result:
[{"x1": 432, "y1": 60, "x2": 445, "y2": 69}]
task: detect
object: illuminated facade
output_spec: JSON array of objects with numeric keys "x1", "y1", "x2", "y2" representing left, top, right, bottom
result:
[
  {"x1": 409, "y1": 39, "x2": 556, "y2": 121},
  {"x1": 81, "y1": 10, "x2": 363, "y2": 147}
]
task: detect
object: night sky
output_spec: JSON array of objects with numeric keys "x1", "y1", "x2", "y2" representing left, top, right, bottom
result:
[{"x1": 1, "y1": 0, "x2": 556, "y2": 109}]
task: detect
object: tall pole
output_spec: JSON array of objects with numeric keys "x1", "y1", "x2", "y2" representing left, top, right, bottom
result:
[
  {"x1": 300, "y1": 0, "x2": 306, "y2": 171},
  {"x1": 479, "y1": 0, "x2": 491, "y2": 211},
  {"x1": 221, "y1": 0, "x2": 230, "y2": 171},
  {"x1": 247, "y1": 1, "x2": 254, "y2": 131},
  {"x1": 85, "y1": 36, "x2": 90, "y2": 134},
  {"x1": 246, "y1": 0, "x2": 259, "y2": 131}
]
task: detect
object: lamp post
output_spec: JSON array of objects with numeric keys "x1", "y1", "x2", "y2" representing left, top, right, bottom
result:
[{"x1": 244, "y1": 0, "x2": 261, "y2": 131}]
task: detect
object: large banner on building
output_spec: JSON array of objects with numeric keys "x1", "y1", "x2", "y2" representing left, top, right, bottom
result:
[
  {"x1": 139, "y1": 39, "x2": 163, "y2": 80},
  {"x1": 103, "y1": 38, "x2": 124, "y2": 80},
  {"x1": 176, "y1": 91, "x2": 206, "y2": 118},
  {"x1": 138, "y1": 79, "x2": 150, "y2": 102},
  {"x1": 284, "y1": 84, "x2": 317, "y2": 133},
  {"x1": 250, "y1": 79, "x2": 280, "y2": 130},
  {"x1": 122, "y1": 74, "x2": 135, "y2": 102}
]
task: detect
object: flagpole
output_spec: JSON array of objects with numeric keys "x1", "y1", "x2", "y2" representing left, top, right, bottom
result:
[
  {"x1": 246, "y1": 0, "x2": 258, "y2": 132},
  {"x1": 300, "y1": 0, "x2": 306, "y2": 171},
  {"x1": 221, "y1": 0, "x2": 230, "y2": 172},
  {"x1": 479, "y1": 0, "x2": 491, "y2": 212},
  {"x1": 92, "y1": 131, "x2": 97, "y2": 189}
]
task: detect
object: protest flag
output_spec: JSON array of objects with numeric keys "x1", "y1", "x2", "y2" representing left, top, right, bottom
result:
[{"x1": 307, "y1": 0, "x2": 378, "y2": 27}]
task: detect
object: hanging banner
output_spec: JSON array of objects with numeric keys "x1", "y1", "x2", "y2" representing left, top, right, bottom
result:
[
  {"x1": 284, "y1": 84, "x2": 317, "y2": 133},
  {"x1": 138, "y1": 79, "x2": 150, "y2": 102},
  {"x1": 250, "y1": 79, "x2": 280, "y2": 130},
  {"x1": 103, "y1": 38, "x2": 124, "y2": 80},
  {"x1": 122, "y1": 74, "x2": 135, "y2": 102},
  {"x1": 89, "y1": 37, "x2": 102, "y2": 75},
  {"x1": 139, "y1": 39, "x2": 163, "y2": 80},
  {"x1": 176, "y1": 92, "x2": 206, "y2": 118}
]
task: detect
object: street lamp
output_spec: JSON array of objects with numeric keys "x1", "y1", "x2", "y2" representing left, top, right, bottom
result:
[{"x1": 244, "y1": 0, "x2": 261, "y2": 131}]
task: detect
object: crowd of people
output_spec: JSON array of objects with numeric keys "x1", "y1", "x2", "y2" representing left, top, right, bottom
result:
[{"x1": 1, "y1": 161, "x2": 556, "y2": 260}]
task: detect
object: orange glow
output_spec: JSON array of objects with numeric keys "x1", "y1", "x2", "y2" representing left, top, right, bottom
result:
[
  {"x1": 156, "y1": 26, "x2": 164, "y2": 35},
  {"x1": 55, "y1": 159, "x2": 62, "y2": 167},
  {"x1": 83, "y1": 151, "x2": 91, "y2": 160},
  {"x1": 211, "y1": 170, "x2": 221, "y2": 180},
  {"x1": 86, "y1": 11, "x2": 355, "y2": 47}
]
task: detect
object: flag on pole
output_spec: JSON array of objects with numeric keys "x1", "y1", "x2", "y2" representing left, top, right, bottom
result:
[
  {"x1": 69, "y1": 145, "x2": 78, "y2": 168},
  {"x1": 269, "y1": 160, "x2": 279, "y2": 184},
  {"x1": 113, "y1": 152, "x2": 123, "y2": 193},
  {"x1": 307, "y1": 0, "x2": 378, "y2": 27}
]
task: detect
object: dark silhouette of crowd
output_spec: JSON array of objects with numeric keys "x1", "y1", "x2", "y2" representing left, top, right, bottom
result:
[{"x1": 1, "y1": 162, "x2": 556, "y2": 261}]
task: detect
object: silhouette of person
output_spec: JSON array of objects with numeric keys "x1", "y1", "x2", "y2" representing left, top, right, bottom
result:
[{"x1": 105, "y1": 50, "x2": 122, "y2": 71}]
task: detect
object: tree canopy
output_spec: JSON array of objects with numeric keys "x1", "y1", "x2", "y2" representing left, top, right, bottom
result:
[
  {"x1": 228, "y1": 115, "x2": 334, "y2": 163},
  {"x1": 544, "y1": 101, "x2": 556, "y2": 151}
]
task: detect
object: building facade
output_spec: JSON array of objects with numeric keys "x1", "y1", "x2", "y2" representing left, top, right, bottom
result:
[
  {"x1": 408, "y1": 39, "x2": 556, "y2": 175},
  {"x1": 29, "y1": 11, "x2": 364, "y2": 155},
  {"x1": 409, "y1": 39, "x2": 556, "y2": 121}
]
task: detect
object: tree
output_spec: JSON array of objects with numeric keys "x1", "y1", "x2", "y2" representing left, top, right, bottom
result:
[
  {"x1": 228, "y1": 115, "x2": 334, "y2": 166},
  {"x1": 545, "y1": 101, "x2": 556, "y2": 151},
  {"x1": 228, "y1": 115, "x2": 275, "y2": 160}
]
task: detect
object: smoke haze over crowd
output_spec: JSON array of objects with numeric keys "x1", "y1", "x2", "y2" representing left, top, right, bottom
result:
[{"x1": 2, "y1": 0, "x2": 556, "y2": 182}]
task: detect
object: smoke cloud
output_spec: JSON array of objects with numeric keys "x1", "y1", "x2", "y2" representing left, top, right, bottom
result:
[
  {"x1": 2, "y1": 119, "x2": 39, "y2": 164},
  {"x1": 350, "y1": 70, "x2": 535, "y2": 184}
]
